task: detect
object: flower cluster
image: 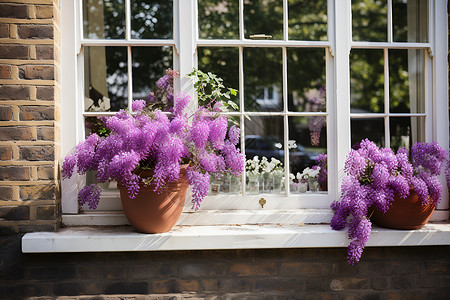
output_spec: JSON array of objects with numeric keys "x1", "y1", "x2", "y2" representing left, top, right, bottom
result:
[
  {"x1": 297, "y1": 167, "x2": 320, "y2": 181},
  {"x1": 63, "y1": 70, "x2": 245, "y2": 211},
  {"x1": 307, "y1": 85, "x2": 326, "y2": 146},
  {"x1": 330, "y1": 139, "x2": 449, "y2": 265},
  {"x1": 245, "y1": 156, "x2": 283, "y2": 177}
]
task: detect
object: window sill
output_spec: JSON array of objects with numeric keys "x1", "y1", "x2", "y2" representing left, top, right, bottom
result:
[{"x1": 22, "y1": 223, "x2": 450, "y2": 253}]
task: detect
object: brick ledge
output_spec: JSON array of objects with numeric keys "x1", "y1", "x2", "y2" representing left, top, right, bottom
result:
[{"x1": 22, "y1": 223, "x2": 450, "y2": 253}]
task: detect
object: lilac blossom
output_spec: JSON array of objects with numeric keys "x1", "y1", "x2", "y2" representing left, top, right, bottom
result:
[
  {"x1": 62, "y1": 70, "x2": 245, "y2": 211},
  {"x1": 330, "y1": 139, "x2": 450, "y2": 265}
]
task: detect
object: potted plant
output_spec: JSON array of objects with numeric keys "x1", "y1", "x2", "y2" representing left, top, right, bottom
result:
[
  {"x1": 62, "y1": 69, "x2": 245, "y2": 233},
  {"x1": 330, "y1": 139, "x2": 448, "y2": 264}
]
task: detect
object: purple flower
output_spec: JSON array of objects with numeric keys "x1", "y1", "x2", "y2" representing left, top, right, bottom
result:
[
  {"x1": 186, "y1": 167, "x2": 210, "y2": 210},
  {"x1": 132, "y1": 99, "x2": 146, "y2": 112},
  {"x1": 78, "y1": 184, "x2": 102, "y2": 210}
]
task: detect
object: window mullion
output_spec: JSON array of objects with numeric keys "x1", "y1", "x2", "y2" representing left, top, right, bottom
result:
[
  {"x1": 334, "y1": 0, "x2": 352, "y2": 200},
  {"x1": 384, "y1": 48, "x2": 390, "y2": 148},
  {"x1": 387, "y1": 0, "x2": 393, "y2": 43},
  {"x1": 125, "y1": 0, "x2": 131, "y2": 40}
]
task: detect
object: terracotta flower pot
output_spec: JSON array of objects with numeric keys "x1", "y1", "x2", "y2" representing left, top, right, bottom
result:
[
  {"x1": 118, "y1": 166, "x2": 189, "y2": 234},
  {"x1": 371, "y1": 189, "x2": 435, "y2": 230}
]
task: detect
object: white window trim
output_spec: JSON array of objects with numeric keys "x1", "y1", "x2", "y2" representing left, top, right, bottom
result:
[{"x1": 60, "y1": 0, "x2": 449, "y2": 227}]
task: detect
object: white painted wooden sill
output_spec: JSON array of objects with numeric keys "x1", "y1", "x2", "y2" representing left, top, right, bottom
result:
[{"x1": 22, "y1": 222, "x2": 450, "y2": 253}]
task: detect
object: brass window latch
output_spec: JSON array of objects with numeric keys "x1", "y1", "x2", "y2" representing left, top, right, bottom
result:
[
  {"x1": 259, "y1": 198, "x2": 267, "y2": 208},
  {"x1": 249, "y1": 34, "x2": 272, "y2": 40}
]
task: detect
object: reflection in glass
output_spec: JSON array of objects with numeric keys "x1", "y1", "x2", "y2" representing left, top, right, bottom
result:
[
  {"x1": 351, "y1": 118, "x2": 385, "y2": 148},
  {"x1": 288, "y1": 0, "x2": 327, "y2": 41},
  {"x1": 83, "y1": 0, "x2": 125, "y2": 39},
  {"x1": 352, "y1": 0, "x2": 387, "y2": 42},
  {"x1": 244, "y1": 0, "x2": 283, "y2": 40},
  {"x1": 244, "y1": 48, "x2": 282, "y2": 112},
  {"x1": 84, "y1": 46, "x2": 128, "y2": 112},
  {"x1": 287, "y1": 48, "x2": 326, "y2": 112},
  {"x1": 132, "y1": 47, "x2": 173, "y2": 101},
  {"x1": 393, "y1": 0, "x2": 428, "y2": 42},
  {"x1": 198, "y1": 0, "x2": 239, "y2": 39},
  {"x1": 244, "y1": 117, "x2": 284, "y2": 193},
  {"x1": 198, "y1": 47, "x2": 240, "y2": 108},
  {"x1": 350, "y1": 49, "x2": 384, "y2": 113},
  {"x1": 289, "y1": 116, "x2": 327, "y2": 191},
  {"x1": 389, "y1": 49, "x2": 425, "y2": 113},
  {"x1": 131, "y1": 0, "x2": 173, "y2": 39},
  {"x1": 390, "y1": 117, "x2": 425, "y2": 151}
]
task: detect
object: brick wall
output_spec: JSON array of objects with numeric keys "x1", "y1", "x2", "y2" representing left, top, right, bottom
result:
[
  {"x1": 0, "y1": 235, "x2": 449, "y2": 299},
  {"x1": 0, "y1": 0, "x2": 61, "y2": 233}
]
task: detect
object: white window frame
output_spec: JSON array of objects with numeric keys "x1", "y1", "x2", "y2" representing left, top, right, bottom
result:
[{"x1": 60, "y1": 0, "x2": 449, "y2": 225}]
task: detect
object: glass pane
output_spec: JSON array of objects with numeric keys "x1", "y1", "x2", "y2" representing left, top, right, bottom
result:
[
  {"x1": 84, "y1": 46, "x2": 128, "y2": 112},
  {"x1": 244, "y1": 117, "x2": 284, "y2": 194},
  {"x1": 287, "y1": 48, "x2": 326, "y2": 112},
  {"x1": 288, "y1": 0, "x2": 328, "y2": 41},
  {"x1": 244, "y1": 48, "x2": 282, "y2": 112},
  {"x1": 393, "y1": 0, "x2": 428, "y2": 42},
  {"x1": 198, "y1": 0, "x2": 239, "y2": 39},
  {"x1": 351, "y1": 118, "x2": 385, "y2": 148},
  {"x1": 352, "y1": 0, "x2": 387, "y2": 42},
  {"x1": 244, "y1": 0, "x2": 283, "y2": 40},
  {"x1": 390, "y1": 116, "x2": 425, "y2": 151},
  {"x1": 389, "y1": 49, "x2": 425, "y2": 113},
  {"x1": 289, "y1": 116, "x2": 327, "y2": 192},
  {"x1": 350, "y1": 49, "x2": 384, "y2": 113},
  {"x1": 131, "y1": 0, "x2": 173, "y2": 39},
  {"x1": 83, "y1": 0, "x2": 125, "y2": 39},
  {"x1": 132, "y1": 46, "x2": 173, "y2": 101},
  {"x1": 198, "y1": 47, "x2": 240, "y2": 108}
]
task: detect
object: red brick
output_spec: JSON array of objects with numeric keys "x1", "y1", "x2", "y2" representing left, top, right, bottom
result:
[
  {"x1": 152, "y1": 279, "x2": 199, "y2": 294},
  {"x1": 0, "y1": 166, "x2": 30, "y2": 181},
  {"x1": 37, "y1": 166, "x2": 54, "y2": 179},
  {"x1": 19, "y1": 146, "x2": 54, "y2": 161},
  {"x1": 0, "y1": 145, "x2": 12, "y2": 160},
  {"x1": 36, "y1": 86, "x2": 54, "y2": 101},
  {"x1": 36, "y1": 206, "x2": 55, "y2": 220},
  {"x1": 0, "y1": 45, "x2": 29, "y2": 60},
  {"x1": 0, "y1": 186, "x2": 13, "y2": 200},
  {"x1": 0, "y1": 65, "x2": 11, "y2": 79},
  {"x1": 20, "y1": 184, "x2": 56, "y2": 200},
  {"x1": 0, "y1": 3, "x2": 28, "y2": 18},
  {"x1": 0, "y1": 85, "x2": 30, "y2": 100},
  {"x1": 0, "y1": 206, "x2": 30, "y2": 221},
  {"x1": 20, "y1": 106, "x2": 54, "y2": 121},
  {"x1": 0, "y1": 106, "x2": 13, "y2": 121},
  {"x1": 0, "y1": 127, "x2": 32, "y2": 141},
  {"x1": 20, "y1": 65, "x2": 54, "y2": 80},
  {"x1": 0, "y1": 24, "x2": 9, "y2": 38},
  {"x1": 18, "y1": 25, "x2": 53, "y2": 39},
  {"x1": 37, "y1": 127, "x2": 54, "y2": 140},
  {"x1": 229, "y1": 263, "x2": 277, "y2": 277},
  {"x1": 36, "y1": 46, "x2": 54, "y2": 60}
]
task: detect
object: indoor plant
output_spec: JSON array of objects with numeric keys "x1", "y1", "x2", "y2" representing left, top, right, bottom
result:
[
  {"x1": 330, "y1": 139, "x2": 448, "y2": 264},
  {"x1": 62, "y1": 69, "x2": 245, "y2": 232}
]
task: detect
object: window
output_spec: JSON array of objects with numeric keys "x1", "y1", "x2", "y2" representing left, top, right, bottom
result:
[{"x1": 60, "y1": 0, "x2": 448, "y2": 224}]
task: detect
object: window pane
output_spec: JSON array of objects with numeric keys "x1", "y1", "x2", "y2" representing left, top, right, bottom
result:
[
  {"x1": 390, "y1": 117, "x2": 425, "y2": 151},
  {"x1": 84, "y1": 46, "x2": 128, "y2": 112},
  {"x1": 244, "y1": 48, "x2": 282, "y2": 112},
  {"x1": 83, "y1": 0, "x2": 125, "y2": 39},
  {"x1": 198, "y1": 0, "x2": 239, "y2": 39},
  {"x1": 352, "y1": 0, "x2": 387, "y2": 42},
  {"x1": 351, "y1": 118, "x2": 385, "y2": 147},
  {"x1": 287, "y1": 48, "x2": 326, "y2": 112},
  {"x1": 198, "y1": 47, "x2": 240, "y2": 108},
  {"x1": 131, "y1": 0, "x2": 173, "y2": 39},
  {"x1": 350, "y1": 49, "x2": 384, "y2": 113},
  {"x1": 389, "y1": 49, "x2": 425, "y2": 113},
  {"x1": 393, "y1": 0, "x2": 428, "y2": 42},
  {"x1": 289, "y1": 116, "x2": 327, "y2": 192},
  {"x1": 288, "y1": 0, "x2": 328, "y2": 41},
  {"x1": 132, "y1": 46, "x2": 173, "y2": 101},
  {"x1": 244, "y1": 117, "x2": 284, "y2": 194},
  {"x1": 244, "y1": 0, "x2": 283, "y2": 40}
]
